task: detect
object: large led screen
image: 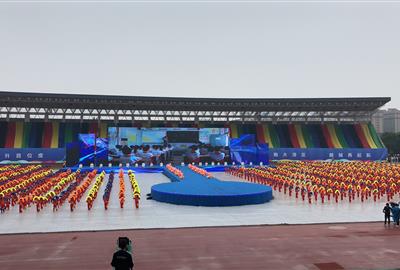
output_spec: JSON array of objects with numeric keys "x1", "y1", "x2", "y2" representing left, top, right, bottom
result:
[{"x1": 108, "y1": 127, "x2": 230, "y2": 165}]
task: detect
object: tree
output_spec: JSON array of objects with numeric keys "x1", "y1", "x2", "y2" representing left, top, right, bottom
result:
[{"x1": 380, "y1": 133, "x2": 400, "y2": 154}]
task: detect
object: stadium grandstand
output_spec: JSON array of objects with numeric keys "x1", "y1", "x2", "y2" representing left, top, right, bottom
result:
[
  {"x1": 1, "y1": 91, "x2": 398, "y2": 269},
  {"x1": 0, "y1": 91, "x2": 389, "y2": 150}
]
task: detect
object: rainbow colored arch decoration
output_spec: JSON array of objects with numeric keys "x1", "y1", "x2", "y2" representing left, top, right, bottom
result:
[
  {"x1": 0, "y1": 121, "x2": 384, "y2": 149},
  {"x1": 0, "y1": 122, "x2": 108, "y2": 148},
  {"x1": 232, "y1": 123, "x2": 384, "y2": 149}
]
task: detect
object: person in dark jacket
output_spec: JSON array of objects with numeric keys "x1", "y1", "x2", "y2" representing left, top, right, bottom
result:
[
  {"x1": 383, "y1": 203, "x2": 391, "y2": 225},
  {"x1": 111, "y1": 238, "x2": 134, "y2": 270}
]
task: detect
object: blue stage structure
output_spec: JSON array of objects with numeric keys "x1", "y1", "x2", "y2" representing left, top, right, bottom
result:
[
  {"x1": 151, "y1": 167, "x2": 273, "y2": 207},
  {"x1": 230, "y1": 135, "x2": 270, "y2": 165}
]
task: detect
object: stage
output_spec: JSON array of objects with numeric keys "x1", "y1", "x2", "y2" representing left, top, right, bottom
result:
[{"x1": 151, "y1": 167, "x2": 273, "y2": 206}]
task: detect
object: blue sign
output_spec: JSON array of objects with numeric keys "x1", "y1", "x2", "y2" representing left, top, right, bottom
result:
[
  {"x1": 0, "y1": 148, "x2": 65, "y2": 163},
  {"x1": 270, "y1": 148, "x2": 387, "y2": 161}
]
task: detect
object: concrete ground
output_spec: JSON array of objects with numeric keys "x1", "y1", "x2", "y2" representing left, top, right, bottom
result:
[{"x1": 0, "y1": 172, "x2": 392, "y2": 234}]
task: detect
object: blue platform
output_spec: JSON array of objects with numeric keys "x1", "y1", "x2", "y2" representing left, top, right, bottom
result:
[{"x1": 151, "y1": 167, "x2": 273, "y2": 207}]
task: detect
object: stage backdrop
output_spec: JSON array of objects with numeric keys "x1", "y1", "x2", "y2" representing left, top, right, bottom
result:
[
  {"x1": 108, "y1": 127, "x2": 230, "y2": 164},
  {"x1": 66, "y1": 134, "x2": 108, "y2": 166},
  {"x1": 108, "y1": 127, "x2": 229, "y2": 148},
  {"x1": 230, "y1": 135, "x2": 269, "y2": 165}
]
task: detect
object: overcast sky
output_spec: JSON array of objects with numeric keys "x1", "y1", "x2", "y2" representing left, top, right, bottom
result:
[{"x1": 0, "y1": 1, "x2": 399, "y2": 108}]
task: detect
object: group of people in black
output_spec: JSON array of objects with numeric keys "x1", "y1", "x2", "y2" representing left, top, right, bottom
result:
[{"x1": 383, "y1": 202, "x2": 400, "y2": 226}]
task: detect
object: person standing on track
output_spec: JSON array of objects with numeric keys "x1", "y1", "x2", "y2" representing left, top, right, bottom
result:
[
  {"x1": 111, "y1": 238, "x2": 134, "y2": 270},
  {"x1": 383, "y1": 203, "x2": 391, "y2": 225}
]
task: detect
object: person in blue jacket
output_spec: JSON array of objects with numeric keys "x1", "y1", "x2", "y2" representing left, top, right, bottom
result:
[{"x1": 390, "y1": 202, "x2": 400, "y2": 226}]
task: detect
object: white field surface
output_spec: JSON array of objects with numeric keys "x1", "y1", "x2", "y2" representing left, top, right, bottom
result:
[{"x1": 0, "y1": 172, "x2": 389, "y2": 234}]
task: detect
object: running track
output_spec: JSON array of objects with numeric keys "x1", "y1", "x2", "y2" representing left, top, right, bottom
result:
[{"x1": 1, "y1": 223, "x2": 400, "y2": 270}]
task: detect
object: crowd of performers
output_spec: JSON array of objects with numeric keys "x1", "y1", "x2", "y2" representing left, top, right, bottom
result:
[
  {"x1": 188, "y1": 164, "x2": 212, "y2": 178},
  {"x1": 103, "y1": 171, "x2": 114, "y2": 210},
  {"x1": 119, "y1": 170, "x2": 126, "y2": 208},
  {"x1": 226, "y1": 161, "x2": 400, "y2": 204},
  {"x1": 128, "y1": 170, "x2": 141, "y2": 209},
  {"x1": 0, "y1": 165, "x2": 54, "y2": 212},
  {"x1": 166, "y1": 164, "x2": 184, "y2": 179},
  {"x1": 107, "y1": 169, "x2": 141, "y2": 209},
  {"x1": 164, "y1": 164, "x2": 212, "y2": 180},
  {"x1": 86, "y1": 171, "x2": 106, "y2": 210},
  {"x1": 0, "y1": 165, "x2": 141, "y2": 213},
  {"x1": 69, "y1": 170, "x2": 97, "y2": 211}
]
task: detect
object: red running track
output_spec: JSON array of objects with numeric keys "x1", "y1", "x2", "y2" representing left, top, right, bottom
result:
[{"x1": 0, "y1": 223, "x2": 400, "y2": 270}]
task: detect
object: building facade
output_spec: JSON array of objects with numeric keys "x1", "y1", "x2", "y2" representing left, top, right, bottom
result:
[
  {"x1": 372, "y1": 109, "x2": 400, "y2": 133},
  {"x1": 372, "y1": 110, "x2": 384, "y2": 134}
]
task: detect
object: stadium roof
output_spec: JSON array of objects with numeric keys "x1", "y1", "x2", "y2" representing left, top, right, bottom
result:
[{"x1": 0, "y1": 91, "x2": 390, "y2": 123}]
